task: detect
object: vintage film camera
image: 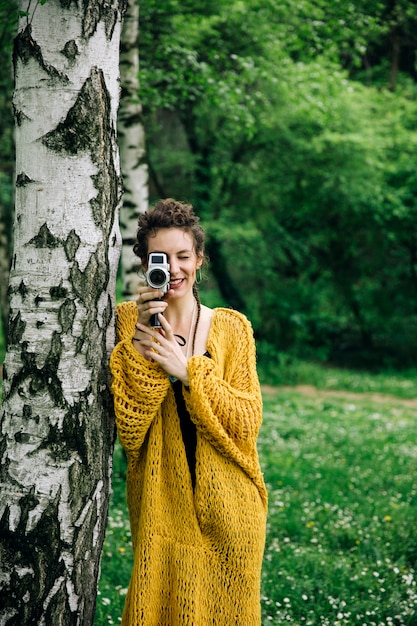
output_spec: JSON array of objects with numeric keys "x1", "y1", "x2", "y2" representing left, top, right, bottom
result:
[{"x1": 145, "y1": 252, "x2": 170, "y2": 327}]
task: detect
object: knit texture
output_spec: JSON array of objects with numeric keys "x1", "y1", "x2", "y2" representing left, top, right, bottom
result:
[{"x1": 110, "y1": 301, "x2": 268, "y2": 625}]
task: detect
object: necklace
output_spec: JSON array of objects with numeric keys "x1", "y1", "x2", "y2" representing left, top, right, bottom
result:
[
  {"x1": 173, "y1": 299, "x2": 196, "y2": 351},
  {"x1": 169, "y1": 299, "x2": 197, "y2": 384}
]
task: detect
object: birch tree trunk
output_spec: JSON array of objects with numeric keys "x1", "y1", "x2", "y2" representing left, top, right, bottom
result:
[
  {"x1": 119, "y1": 0, "x2": 148, "y2": 298},
  {"x1": 0, "y1": 1, "x2": 125, "y2": 624}
]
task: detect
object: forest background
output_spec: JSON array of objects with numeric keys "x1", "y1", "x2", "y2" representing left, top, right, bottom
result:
[{"x1": 1, "y1": 0, "x2": 417, "y2": 374}]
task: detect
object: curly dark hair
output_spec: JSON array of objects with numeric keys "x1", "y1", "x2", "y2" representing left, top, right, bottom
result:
[{"x1": 133, "y1": 198, "x2": 206, "y2": 265}]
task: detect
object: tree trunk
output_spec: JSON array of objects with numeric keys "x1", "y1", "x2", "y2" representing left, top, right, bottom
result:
[
  {"x1": 388, "y1": 33, "x2": 400, "y2": 92},
  {"x1": 119, "y1": 0, "x2": 148, "y2": 298},
  {"x1": 0, "y1": 1, "x2": 125, "y2": 624}
]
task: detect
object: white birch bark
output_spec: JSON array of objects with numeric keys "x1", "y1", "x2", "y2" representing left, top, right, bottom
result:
[
  {"x1": 119, "y1": 0, "x2": 148, "y2": 298},
  {"x1": 0, "y1": 1, "x2": 125, "y2": 624}
]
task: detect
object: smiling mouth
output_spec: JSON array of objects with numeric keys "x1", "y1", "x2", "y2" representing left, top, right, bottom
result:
[{"x1": 169, "y1": 278, "x2": 184, "y2": 287}]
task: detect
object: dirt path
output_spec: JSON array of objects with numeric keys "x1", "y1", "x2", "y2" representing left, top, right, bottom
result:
[{"x1": 261, "y1": 384, "x2": 417, "y2": 408}]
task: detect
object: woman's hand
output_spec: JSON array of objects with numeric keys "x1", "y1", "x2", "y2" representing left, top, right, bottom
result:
[
  {"x1": 132, "y1": 287, "x2": 169, "y2": 360},
  {"x1": 136, "y1": 285, "x2": 168, "y2": 326},
  {"x1": 136, "y1": 315, "x2": 189, "y2": 386}
]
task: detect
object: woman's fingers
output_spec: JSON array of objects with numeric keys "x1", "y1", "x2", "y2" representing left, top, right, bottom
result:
[
  {"x1": 136, "y1": 288, "x2": 168, "y2": 325},
  {"x1": 155, "y1": 312, "x2": 175, "y2": 338},
  {"x1": 136, "y1": 320, "x2": 166, "y2": 339},
  {"x1": 136, "y1": 320, "x2": 188, "y2": 383}
]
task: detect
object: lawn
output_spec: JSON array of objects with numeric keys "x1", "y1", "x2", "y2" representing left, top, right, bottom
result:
[
  {"x1": 259, "y1": 389, "x2": 417, "y2": 625},
  {"x1": 94, "y1": 381, "x2": 417, "y2": 625}
]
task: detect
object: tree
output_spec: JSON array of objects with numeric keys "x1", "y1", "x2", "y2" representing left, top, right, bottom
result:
[
  {"x1": 119, "y1": 0, "x2": 148, "y2": 299},
  {"x1": 0, "y1": 0, "x2": 125, "y2": 624}
]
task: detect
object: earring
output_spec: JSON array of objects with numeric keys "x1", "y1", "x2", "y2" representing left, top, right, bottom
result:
[{"x1": 196, "y1": 268, "x2": 202, "y2": 284}]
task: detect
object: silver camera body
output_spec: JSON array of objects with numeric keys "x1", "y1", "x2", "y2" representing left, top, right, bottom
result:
[{"x1": 145, "y1": 252, "x2": 170, "y2": 294}]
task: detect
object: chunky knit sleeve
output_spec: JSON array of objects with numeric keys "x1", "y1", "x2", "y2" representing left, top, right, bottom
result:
[
  {"x1": 183, "y1": 309, "x2": 264, "y2": 485},
  {"x1": 110, "y1": 302, "x2": 171, "y2": 452}
]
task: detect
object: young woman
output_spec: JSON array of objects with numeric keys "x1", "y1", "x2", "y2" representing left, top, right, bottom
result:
[{"x1": 110, "y1": 198, "x2": 268, "y2": 625}]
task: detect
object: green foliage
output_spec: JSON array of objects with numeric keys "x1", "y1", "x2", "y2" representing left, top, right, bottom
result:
[
  {"x1": 0, "y1": 0, "x2": 17, "y2": 273},
  {"x1": 139, "y1": 0, "x2": 417, "y2": 368}
]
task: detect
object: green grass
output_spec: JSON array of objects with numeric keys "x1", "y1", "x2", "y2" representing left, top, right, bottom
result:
[
  {"x1": 259, "y1": 389, "x2": 417, "y2": 625},
  {"x1": 95, "y1": 383, "x2": 417, "y2": 625},
  {"x1": 94, "y1": 444, "x2": 132, "y2": 625}
]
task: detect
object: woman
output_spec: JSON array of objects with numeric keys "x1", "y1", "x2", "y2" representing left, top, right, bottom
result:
[{"x1": 110, "y1": 198, "x2": 268, "y2": 625}]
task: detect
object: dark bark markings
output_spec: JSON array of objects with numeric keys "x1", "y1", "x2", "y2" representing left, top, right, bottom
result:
[
  {"x1": 82, "y1": 0, "x2": 126, "y2": 40},
  {"x1": 13, "y1": 24, "x2": 69, "y2": 85},
  {"x1": 0, "y1": 489, "x2": 70, "y2": 626}
]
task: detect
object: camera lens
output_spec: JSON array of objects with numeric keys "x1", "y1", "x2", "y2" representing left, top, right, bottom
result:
[{"x1": 148, "y1": 268, "x2": 167, "y2": 287}]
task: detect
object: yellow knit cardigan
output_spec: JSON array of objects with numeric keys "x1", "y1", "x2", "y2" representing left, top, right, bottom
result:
[{"x1": 110, "y1": 301, "x2": 268, "y2": 626}]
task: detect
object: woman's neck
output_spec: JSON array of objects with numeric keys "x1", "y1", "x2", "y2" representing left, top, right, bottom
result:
[{"x1": 164, "y1": 293, "x2": 196, "y2": 328}]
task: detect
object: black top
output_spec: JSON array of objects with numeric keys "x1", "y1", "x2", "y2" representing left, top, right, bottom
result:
[
  {"x1": 173, "y1": 380, "x2": 197, "y2": 489},
  {"x1": 172, "y1": 352, "x2": 210, "y2": 489}
]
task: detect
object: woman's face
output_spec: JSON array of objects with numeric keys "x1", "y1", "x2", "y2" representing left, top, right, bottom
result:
[{"x1": 146, "y1": 228, "x2": 202, "y2": 300}]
